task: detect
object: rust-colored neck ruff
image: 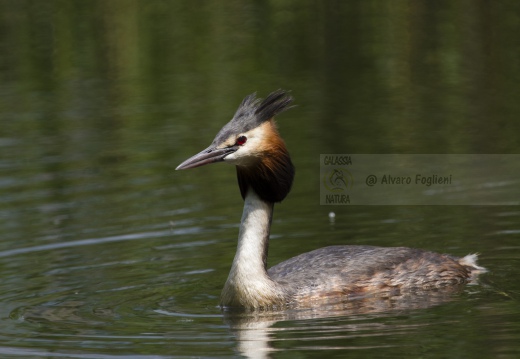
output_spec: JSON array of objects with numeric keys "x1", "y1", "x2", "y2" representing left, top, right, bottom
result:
[{"x1": 236, "y1": 121, "x2": 294, "y2": 203}]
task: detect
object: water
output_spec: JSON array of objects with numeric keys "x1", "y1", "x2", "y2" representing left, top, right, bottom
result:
[{"x1": 1, "y1": 1, "x2": 520, "y2": 358}]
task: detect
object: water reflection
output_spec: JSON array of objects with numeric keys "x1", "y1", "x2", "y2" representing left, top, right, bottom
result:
[{"x1": 223, "y1": 289, "x2": 469, "y2": 359}]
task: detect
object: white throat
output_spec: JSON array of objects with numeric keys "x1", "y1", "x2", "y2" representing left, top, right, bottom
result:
[{"x1": 220, "y1": 189, "x2": 285, "y2": 308}]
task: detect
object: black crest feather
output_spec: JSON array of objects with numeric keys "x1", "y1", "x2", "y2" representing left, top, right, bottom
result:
[
  {"x1": 253, "y1": 90, "x2": 294, "y2": 124},
  {"x1": 213, "y1": 90, "x2": 293, "y2": 145}
]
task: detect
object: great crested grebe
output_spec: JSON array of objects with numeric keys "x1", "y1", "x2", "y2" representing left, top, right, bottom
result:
[{"x1": 176, "y1": 90, "x2": 486, "y2": 310}]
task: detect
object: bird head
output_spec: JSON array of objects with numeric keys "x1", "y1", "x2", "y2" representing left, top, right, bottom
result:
[{"x1": 176, "y1": 90, "x2": 295, "y2": 203}]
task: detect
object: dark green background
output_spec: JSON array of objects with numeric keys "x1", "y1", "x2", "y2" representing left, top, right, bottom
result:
[{"x1": 1, "y1": 1, "x2": 519, "y2": 358}]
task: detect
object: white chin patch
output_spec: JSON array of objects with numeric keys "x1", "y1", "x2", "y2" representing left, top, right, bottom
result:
[
  {"x1": 223, "y1": 152, "x2": 238, "y2": 163},
  {"x1": 224, "y1": 152, "x2": 254, "y2": 166}
]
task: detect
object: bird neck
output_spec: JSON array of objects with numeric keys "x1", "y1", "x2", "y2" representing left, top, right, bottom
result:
[{"x1": 220, "y1": 189, "x2": 285, "y2": 309}]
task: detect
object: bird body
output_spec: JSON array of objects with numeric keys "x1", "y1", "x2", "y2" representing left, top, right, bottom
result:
[{"x1": 176, "y1": 90, "x2": 485, "y2": 310}]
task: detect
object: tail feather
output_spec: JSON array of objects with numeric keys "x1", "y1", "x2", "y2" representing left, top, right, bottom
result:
[{"x1": 458, "y1": 254, "x2": 487, "y2": 284}]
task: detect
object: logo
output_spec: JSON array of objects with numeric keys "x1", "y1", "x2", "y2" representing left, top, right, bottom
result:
[{"x1": 323, "y1": 168, "x2": 353, "y2": 192}]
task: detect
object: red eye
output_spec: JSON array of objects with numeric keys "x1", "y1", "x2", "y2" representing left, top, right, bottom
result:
[{"x1": 236, "y1": 136, "x2": 247, "y2": 146}]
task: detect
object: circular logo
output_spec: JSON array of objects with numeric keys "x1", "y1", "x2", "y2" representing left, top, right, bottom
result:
[{"x1": 323, "y1": 168, "x2": 353, "y2": 192}]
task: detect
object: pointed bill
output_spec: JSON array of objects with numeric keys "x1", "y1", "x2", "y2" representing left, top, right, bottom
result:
[{"x1": 176, "y1": 146, "x2": 238, "y2": 170}]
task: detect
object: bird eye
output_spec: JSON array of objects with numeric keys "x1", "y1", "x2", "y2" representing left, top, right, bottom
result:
[{"x1": 236, "y1": 136, "x2": 247, "y2": 146}]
